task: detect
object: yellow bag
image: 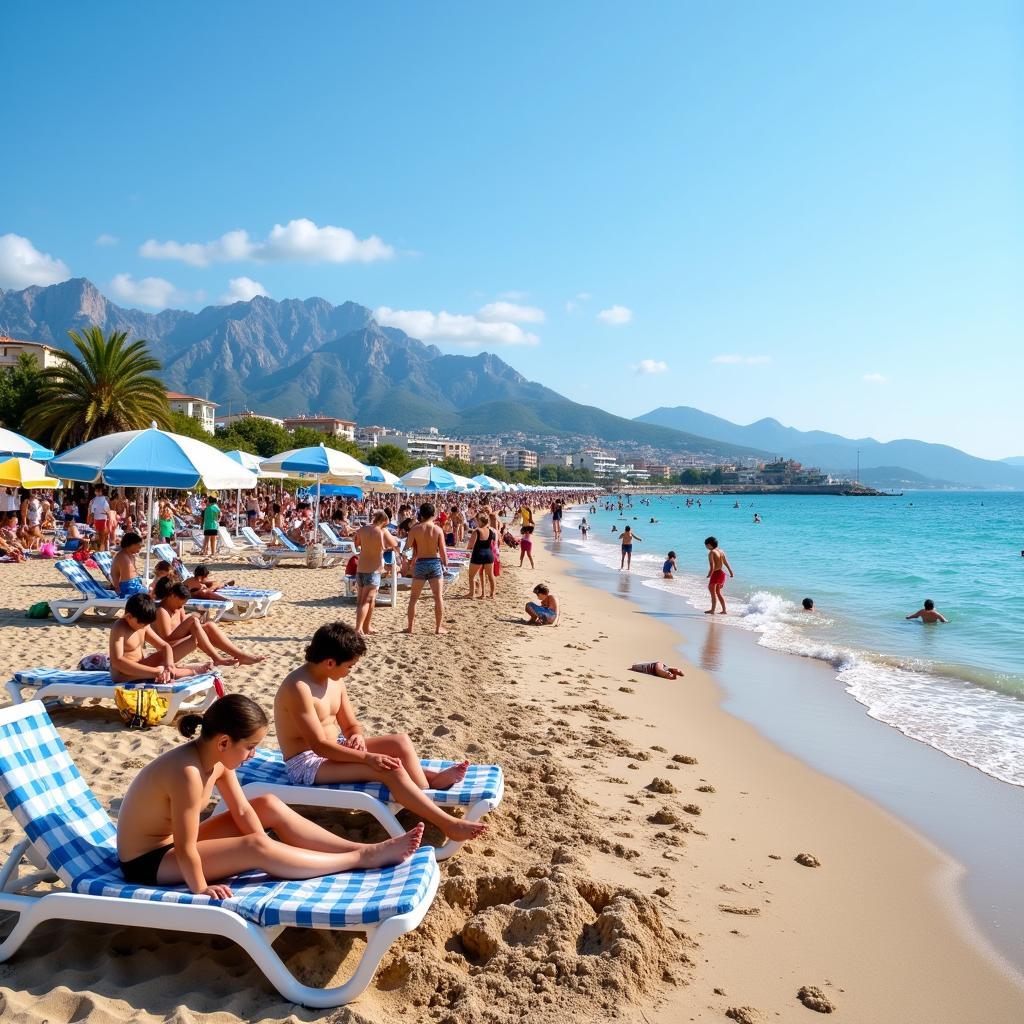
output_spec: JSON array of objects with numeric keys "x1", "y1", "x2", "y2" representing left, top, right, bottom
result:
[{"x1": 114, "y1": 687, "x2": 170, "y2": 728}]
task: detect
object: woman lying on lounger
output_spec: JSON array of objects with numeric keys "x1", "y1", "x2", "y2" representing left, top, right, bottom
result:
[
  {"x1": 116, "y1": 694, "x2": 423, "y2": 897},
  {"x1": 630, "y1": 661, "x2": 685, "y2": 680}
]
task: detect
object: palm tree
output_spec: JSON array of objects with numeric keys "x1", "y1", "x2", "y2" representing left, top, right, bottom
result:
[{"x1": 25, "y1": 327, "x2": 171, "y2": 448}]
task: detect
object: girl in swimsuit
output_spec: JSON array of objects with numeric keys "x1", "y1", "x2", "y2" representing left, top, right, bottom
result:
[
  {"x1": 115, "y1": 694, "x2": 423, "y2": 895},
  {"x1": 467, "y1": 512, "x2": 496, "y2": 599}
]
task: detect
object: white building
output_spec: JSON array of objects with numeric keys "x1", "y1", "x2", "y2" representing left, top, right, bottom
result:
[
  {"x1": 571, "y1": 448, "x2": 618, "y2": 476},
  {"x1": 539, "y1": 454, "x2": 572, "y2": 469},
  {"x1": 283, "y1": 416, "x2": 356, "y2": 441},
  {"x1": 216, "y1": 410, "x2": 285, "y2": 429},
  {"x1": 502, "y1": 449, "x2": 538, "y2": 472},
  {"x1": 167, "y1": 391, "x2": 218, "y2": 434},
  {"x1": 373, "y1": 430, "x2": 471, "y2": 463},
  {"x1": 0, "y1": 336, "x2": 66, "y2": 370}
]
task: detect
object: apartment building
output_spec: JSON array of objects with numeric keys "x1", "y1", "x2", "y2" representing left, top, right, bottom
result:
[
  {"x1": 166, "y1": 391, "x2": 218, "y2": 434},
  {"x1": 282, "y1": 415, "x2": 356, "y2": 441}
]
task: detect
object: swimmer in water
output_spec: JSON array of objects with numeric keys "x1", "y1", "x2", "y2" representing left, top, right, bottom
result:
[{"x1": 906, "y1": 599, "x2": 947, "y2": 624}]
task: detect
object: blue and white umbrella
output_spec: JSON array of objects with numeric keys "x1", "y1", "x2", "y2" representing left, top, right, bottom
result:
[
  {"x1": 471, "y1": 473, "x2": 507, "y2": 492},
  {"x1": 363, "y1": 464, "x2": 400, "y2": 490},
  {"x1": 0, "y1": 426, "x2": 54, "y2": 461},
  {"x1": 396, "y1": 465, "x2": 459, "y2": 492},
  {"x1": 49, "y1": 426, "x2": 257, "y2": 574},
  {"x1": 261, "y1": 444, "x2": 370, "y2": 532},
  {"x1": 223, "y1": 450, "x2": 285, "y2": 534}
]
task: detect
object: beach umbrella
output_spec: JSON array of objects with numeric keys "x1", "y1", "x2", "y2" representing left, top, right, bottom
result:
[
  {"x1": 261, "y1": 444, "x2": 370, "y2": 532},
  {"x1": 0, "y1": 457, "x2": 60, "y2": 489},
  {"x1": 396, "y1": 465, "x2": 459, "y2": 492},
  {"x1": 224, "y1": 449, "x2": 286, "y2": 534},
  {"x1": 449, "y1": 472, "x2": 480, "y2": 492},
  {"x1": 471, "y1": 473, "x2": 506, "y2": 491},
  {"x1": 363, "y1": 464, "x2": 400, "y2": 490},
  {"x1": 0, "y1": 426, "x2": 54, "y2": 461},
  {"x1": 49, "y1": 425, "x2": 257, "y2": 575}
]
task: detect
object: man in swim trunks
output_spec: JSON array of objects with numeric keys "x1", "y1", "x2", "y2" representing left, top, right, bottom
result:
[
  {"x1": 704, "y1": 535, "x2": 734, "y2": 614},
  {"x1": 404, "y1": 502, "x2": 449, "y2": 635},
  {"x1": 620, "y1": 526, "x2": 641, "y2": 570},
  {"x1": 353, "y1": 510, "x2": 399, "y2": 636},
  {"x1": 906, "y1": 599, "x2": 948, "y2": 624}
]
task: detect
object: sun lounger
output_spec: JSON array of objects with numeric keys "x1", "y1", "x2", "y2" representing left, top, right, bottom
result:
[
  {"x1": 89, "y1": 552, "x2": 234, "y2": 623},
  {"x1": 318, "y1": 523, "x2": 356, "y2": 552},
  {"x1": 235, "y1": 749, "x2": 504, "y2": 861},
  {"x1": 152, "y1": 544, "x2": 283, "y2": 620},
  {"x1": 6, "y1": 668, "x2": 221, "y2": 722},
  {"x1": 0, "y1": 701, "x2": 440, "y2": 1008},
  {"x1": 48, "y1": 559, "x2": 133, "y2": 624}
]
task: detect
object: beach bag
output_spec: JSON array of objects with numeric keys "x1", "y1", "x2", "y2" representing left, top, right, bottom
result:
[
  {"x1": 492, "y1": 539, "x2": 501, "y2": 577},
  {"x1": 38, "y1": 542, "x2": 56, "y2": 558},
  {"x1": 78, "y1": 652, "x2": 111, "y2": 671},
  {"x1": 114, "y1": 687, "x2": 170, "y2": 729},
  {"x1": 25, "y1": 601, "x2": 51, "y2": 619}
]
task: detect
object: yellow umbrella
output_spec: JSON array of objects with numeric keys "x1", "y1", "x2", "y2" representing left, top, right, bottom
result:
[{"x1": 0, "y1": 457, "x2": 60, "y2": 489}]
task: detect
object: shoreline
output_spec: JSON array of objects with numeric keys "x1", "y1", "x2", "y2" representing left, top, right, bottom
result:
[{"x1": 528, "y1": 516, "x2": 1024, "y2": 1020}]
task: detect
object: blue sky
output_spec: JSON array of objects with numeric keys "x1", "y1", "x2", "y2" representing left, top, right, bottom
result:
[{"x1": 2, "y1": 2, "x2": 1021, "y2": 458}]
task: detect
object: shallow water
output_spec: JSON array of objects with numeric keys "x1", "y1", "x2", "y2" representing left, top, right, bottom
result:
[{"x1": 562, "y1": 491, "x2": 1024, "y2": 785}]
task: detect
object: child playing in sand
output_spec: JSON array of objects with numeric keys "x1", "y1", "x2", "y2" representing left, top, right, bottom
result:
[
  {"x1": 704, "y1": 536, "x2": 734, "y2": 614},
  {"x1": 115, "y1": 693, "x2": 423, "y2": 894},
  {"x1": 630, "y1": 661, "x2": 685, "y2": 680},
  {"x1": 663, "y1": 551, "x2": 677, "y2": 579},
  {"x1": 184, "y1": 565, "x2": 234, "y2": 602},
  {"x1": 154, "y1": 578, "x2": 264, "y2": 667},
  {"x1": 110, "y1": 532, "x2": 148, "y2": 597},
  {"x1": 274, "y1": 622, "x2": 486, "y2": 843},
  {"x1": 906, "y1": 599, "x2": 948, "y2": 623},
  {"x1": 519, "y1": 524, "x2": 535, "y2": 568},
  {"x1": 404, "y1": 503, "x2": 449, "y2": 635},
  {"x1": 109, "y1": 593, "x2": 212, "y2": 684},
  {"x1": 524, "y1": 582, "x2": 559, "y2": 625}
]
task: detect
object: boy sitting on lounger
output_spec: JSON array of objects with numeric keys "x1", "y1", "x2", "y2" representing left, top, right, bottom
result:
[
  {"x1": 154, "y1": 578, "x2": 264, "y2": 667},
  {"x1": 274, "y1": 621, "x2": 487, "y2": 844},
  {"x1": 110, "y1": 593, "x2": 212, "y2": 684},
  {"x1": 110, "y1": 532, "x2": 148, "y2": 597},
  {"x1": 184, "y1": 564, "x2": 234, "y2": 601}
]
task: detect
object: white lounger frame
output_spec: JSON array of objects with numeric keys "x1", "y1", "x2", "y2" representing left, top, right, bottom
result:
[{"x1": 0, "y1": 701, "x2": 439, "y2": 1009}]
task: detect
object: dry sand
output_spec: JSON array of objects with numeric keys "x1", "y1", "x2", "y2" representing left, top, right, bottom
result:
[{"x1": 0, "y1": 528, "x2": 1021, "y2": 1024}]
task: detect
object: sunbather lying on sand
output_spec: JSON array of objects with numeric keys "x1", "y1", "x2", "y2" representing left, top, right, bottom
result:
[
  {"x1": 154, "y1": 578, "x2": 264, "y2": 667},
  {"x1": 630, "y1": 661, "x2": 685, "y2": 679},
  {"x1": 109, "y1": 593, "x2": 212, "y2": 684},
  {"x1": 115, "y1": 694, "x2": 423, "y2": 895},
  {"x1": 274, "y1": 621, "x2": 487, "y2": 844}
]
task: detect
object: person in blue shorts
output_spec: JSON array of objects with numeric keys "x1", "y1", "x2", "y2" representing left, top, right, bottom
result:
[{"x1": 525, "y1": 583, "x2": 559, "y2": 625}]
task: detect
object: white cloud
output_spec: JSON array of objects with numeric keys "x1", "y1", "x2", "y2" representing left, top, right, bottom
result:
[
  {"x1": 219, "y1": 276, "x2": 270, "y2": 304},
  {"x1": 565, "y1": 292, "x2": 592, "y2": 313},
  {"x1": 95, "y1": 233, "x2": 118, "y2": 246},
  {"x1": 140, "y1": 218, "x2": 394, "y2": 267},
  {"x1": 862, "y1": 372, "x2": 887, "y2": 383},
  {"x1": 375, "y1": 306, "x2": 540, "y2": 346},
  {"x1": 107, "y1": 273, "x2": 181, "y2": 309},
  {"x1": 597, "y1": 304, "x2": 633, "y2": 326},
  {"x1": 477, "y1": 300, "x2": 545, "y2": 324},
  {"x1": 633, "y1": 359, "x2": 669, "y2": 375},
  {"x1": 0, "y1": 233, "x2": 71, "y2": 289},
  {"x1": 712, "y1": 354, "x2": 772, "y2": 365}
]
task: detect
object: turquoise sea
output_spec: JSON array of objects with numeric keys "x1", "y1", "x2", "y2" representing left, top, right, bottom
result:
[{"x1": 561, "y1": 491, "x2": 1024, "y2": 786}]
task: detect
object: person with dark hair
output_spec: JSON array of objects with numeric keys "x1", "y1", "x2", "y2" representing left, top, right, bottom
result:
[
  {"x1": 631, "y1": 661, "x2": 685, "y2": 680},
  {"x1": 906, "y1": 598, "x2": 948, "y2": 624},
  {"x1": 353, "y1": 510, "x2": 400, "y2": 636},
  {"x1": 802, "y1": 597, "x2": 814, "y2": 612},
  {"x1": 405, "y1": 503, "x2": 450, "y2": 634},
  {"x1": 109, "y1": 593, "x2": 212, "y2": 684},
  {"x1": 663, "y1": 551, "x2": 677, "y2": 579},
  {"x1": 154, "y1": 579, "x2": 264, "y2": 666},
  {"x1": 525, "y1": 582, "x2": 559, "y2": 625},
  {"x1": 704, "y1": 536, "x2": 734, "y2": 614},
  {"x1": 111, "y1": 532, "x2": 147, "y2": 597},
  {"x1": 184, "y1": 564, "x2": 234, "y2": 602},
  {"x1": 274, "y1": 622, "x2": 486, "y2": 844},
  {"x1": 467, "y1": 510, "x2": 495, "y2": 600},
  {"x1": 619, "y1": 525, "x2": 641, "y2": 570},
  {"x1": 115, "y1": 694, "x2": 423, "y2": 894}
]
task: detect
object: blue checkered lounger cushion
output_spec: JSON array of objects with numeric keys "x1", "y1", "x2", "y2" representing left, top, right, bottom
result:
[{"x1": 11, "y1": 669, "x2": 219, "y2": 694}]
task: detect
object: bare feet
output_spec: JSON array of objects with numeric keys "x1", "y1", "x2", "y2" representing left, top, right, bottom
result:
[
  {"x1": 443, "y1": 817, "x2": 488, "y2": 842},
  {"x1": 237, "y1": 652, "x2": 266, "y2": 666},
  {"x1": 357, "y1": 823, "x2": 425, "y2": 868},
  {"x1": 704, "y1": 609, "x2": 715, "y2": 615},
  {"x1": 214, "y1": 655, "x2": 239, "y2": 667},
  {"x1": 429, "y1": 760, "x2": 469, "y2": 790},
  {"x1": 435, "y1": 627, "x2": 449, "y2": 635}
]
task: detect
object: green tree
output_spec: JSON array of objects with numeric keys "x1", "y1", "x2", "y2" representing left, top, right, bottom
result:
[
  {"x1": 25, "y1": 327, "x2": 170, "y2": 448},
  {"x1": 168, "y1": 410, "x2": 220, "y2": 443},
  {"x1": 0, "y1": 353, "x2": 43, "y2": 432},
  {"x1": 216, "y1": 417, "x2": 294, "y2": 458},
  {"x1": 364, "y1": 443, "x2": 412, "y2": 476},
  {"x1": 439, "y1": 457, "x2": 473, "y2": 477}
]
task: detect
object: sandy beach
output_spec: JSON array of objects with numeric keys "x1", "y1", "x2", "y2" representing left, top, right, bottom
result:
[{"x1": 1, "y1": 525, "x2": 1022, "y2": 1024}]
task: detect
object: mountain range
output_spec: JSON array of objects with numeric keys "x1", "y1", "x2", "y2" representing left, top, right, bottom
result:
[
  {"x1": 0, "y1": 279, "x2": 762, "y2": 460},
  {"x1": 636, "y1": 407, "x2": 1024, "y2": 490}
]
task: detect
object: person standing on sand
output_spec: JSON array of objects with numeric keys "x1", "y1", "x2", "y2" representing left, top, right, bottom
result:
[
  {"x1": 620, "y1": 525, "x2": 641, "y2": 570},
  {"x1": 404, "y1": 502, "x2": 449, "y2": 635},
  {"x1": 353, "y1": 511, "x2": 400, "y2": 635},
  {"x1": 551, "y1": 500, "x2": 563, "y2": 539},
  {"x1": 201, "y1": 494, "x2": 220, "y2": 558},
  {"x1": 704, "y1": 535, "x2": 734, "y2": 614}
]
